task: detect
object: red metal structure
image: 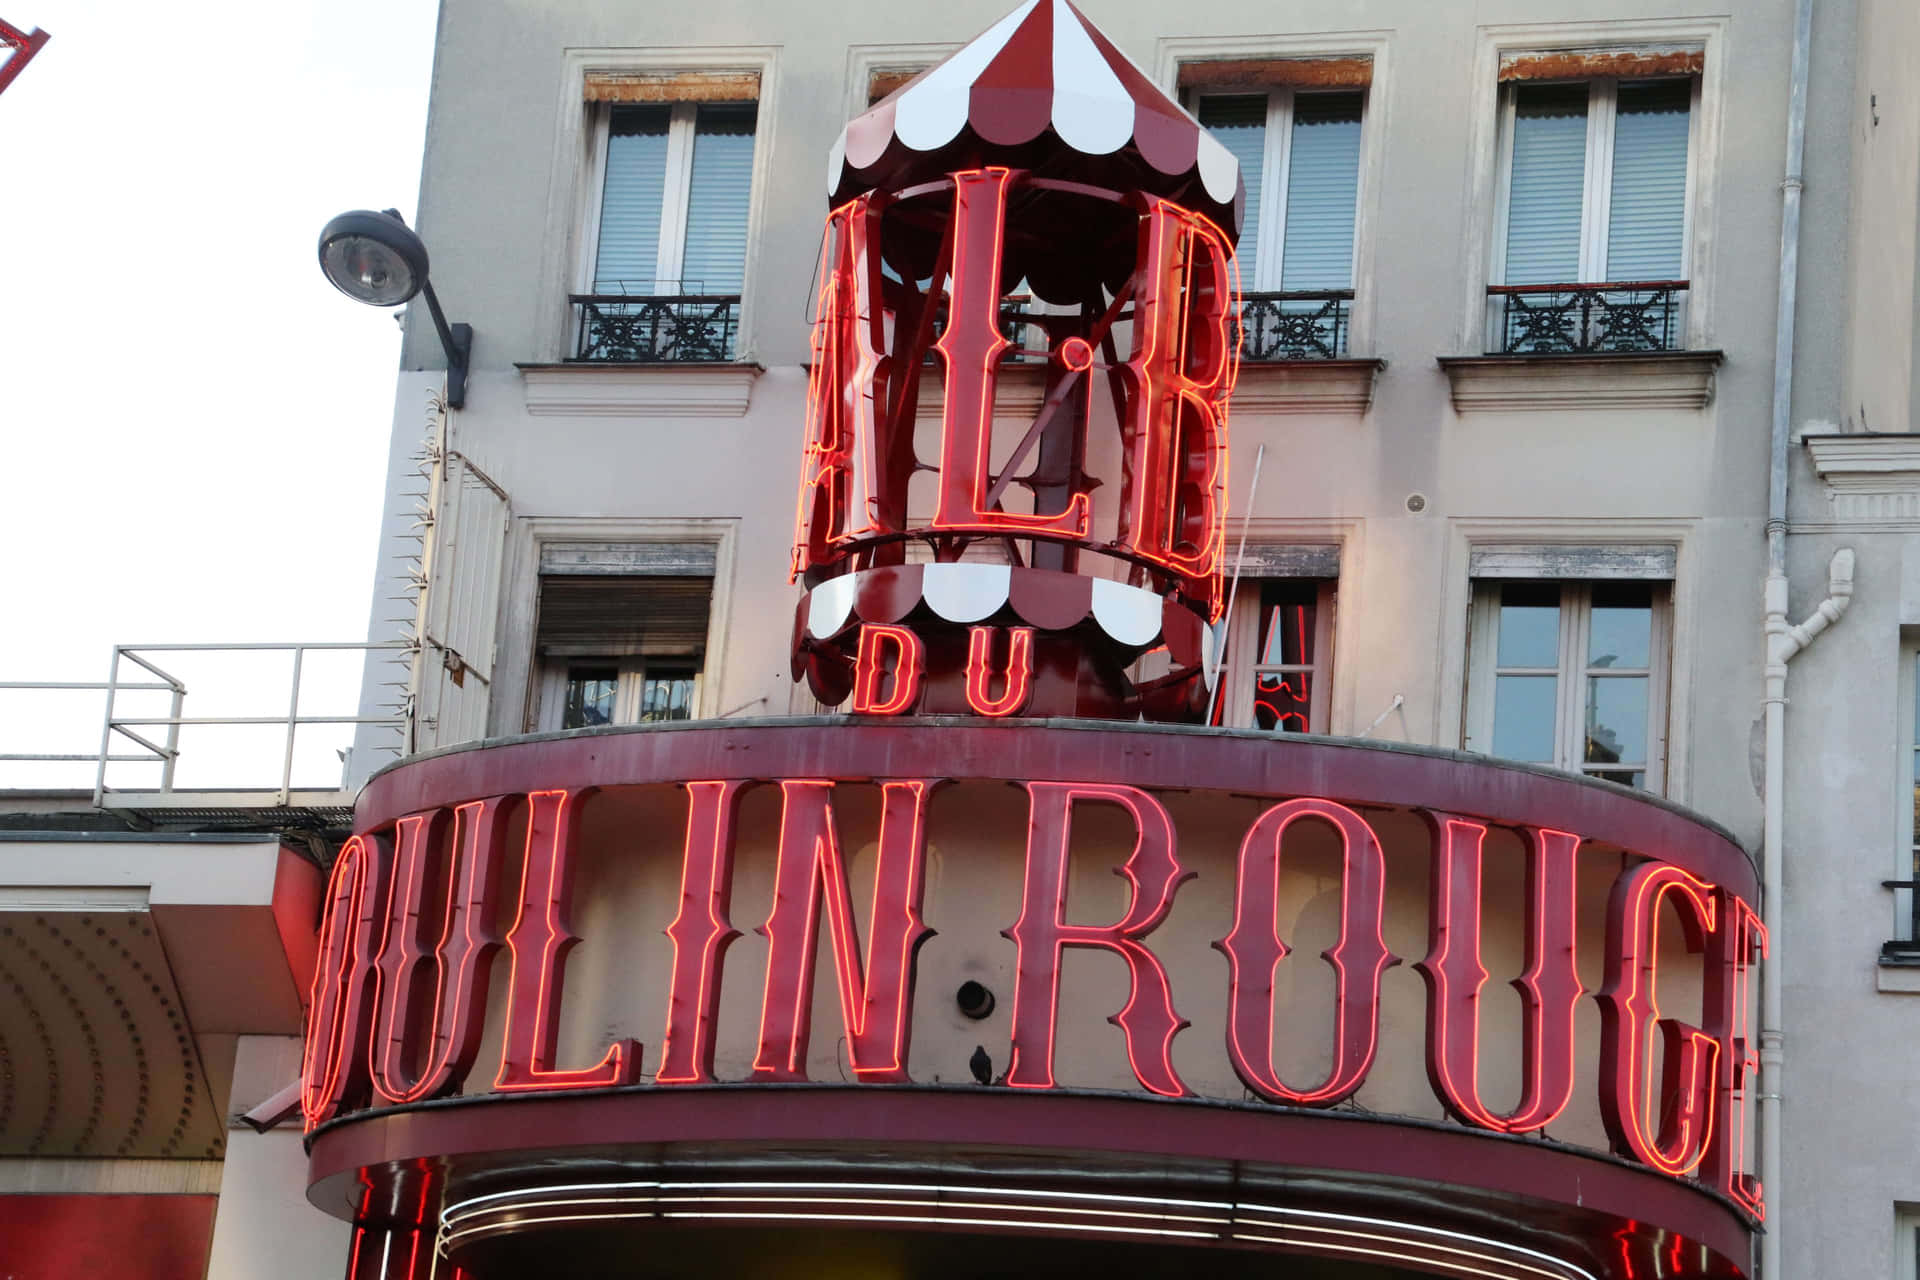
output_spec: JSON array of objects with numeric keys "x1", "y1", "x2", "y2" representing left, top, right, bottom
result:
[{"x1": 0, "y1": 16, "x2": 47, "y2": 98}]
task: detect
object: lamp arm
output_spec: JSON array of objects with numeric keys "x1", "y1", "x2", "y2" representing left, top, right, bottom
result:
[{"x1": 418, "y1": 280, "x2": 472, "y2": 410}]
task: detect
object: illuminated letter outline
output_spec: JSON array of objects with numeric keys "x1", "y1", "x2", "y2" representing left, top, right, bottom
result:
[
  {"x1": 964, "y1": 626, "x2": 1035, "y2": 717},
  {"x1": 1005, "y1": 782, "x2": 1191, "y2": 1097},
  {"x1": 851, "y1": 623, "x2": 925, "y2": 715},
  {"x1": 656, "y1": 780, "x2": 751, "y2": 1084},
  {"x1": 930, "y1": 167, "x2": 1091, "y2": 539},
  {"x1": 1705, "y1": 890, "x2": 1768, "y2": 1217},
  {"x1": 301, "y1": 832, "x2": 391, "y2": 1129},
  {"x1": 1597, "y1": 862, "x2": 1721, "y2": 1176},
  {"x1": 493, "y1": 788, "x2": 641, "y2": 1091},
  {"x1": 1218, "y1": 798, "x2": 1397, "y2": 1106},
  {"x1": 752, "y1": 779, "x2": 937, "y2": 1082},
  {"x1": 1415, "y1": 814, "x2": 1583, "y2": 1133},
  {"x1": 370, "y1": 800, "x2": 511, "y2": 1105}
]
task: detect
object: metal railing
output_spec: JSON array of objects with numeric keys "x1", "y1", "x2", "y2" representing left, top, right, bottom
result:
[
  {"x1": 1237, "y1": 290, "x2": 1353, "y2": 360},
  {"x1": 1488, "y1": 280, "x2": 1688, "y2": 355},
  {"x1": 570, "y1": 293, "x2": 742, "y2": 362},
  {"x1": 0, "y1": 642, "x2": 407, "y2": 809}
]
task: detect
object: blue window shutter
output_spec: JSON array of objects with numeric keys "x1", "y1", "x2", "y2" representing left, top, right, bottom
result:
[
  {"x1": 1606, "y1": 80, "x2": 1691, "y2": 282},
  {"x1": 593, "y1": 105, "x2": 670, "y2": 294},
  {"x1": 1504, "y1": 85, "x2": 1588, "y2": 284},
  {"x1": 679, "y1": 103, "x2": 757, "y2": 295},
  {"x1": 1279, "y1": 92, "x2": 1363, "y2": 291},
  {"x1": 1197, "y1": 95, "x2": 1267, "y2": 285}
]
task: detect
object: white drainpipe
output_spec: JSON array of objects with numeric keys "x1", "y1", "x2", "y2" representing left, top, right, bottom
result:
[{"x1": 1759, "y1": 0, "x2": 1815, "y2": 1274}]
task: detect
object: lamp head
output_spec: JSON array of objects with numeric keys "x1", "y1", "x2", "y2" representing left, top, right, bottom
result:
[{"x1": 318, "y1": 209, "x2": 430, "y2": 307}]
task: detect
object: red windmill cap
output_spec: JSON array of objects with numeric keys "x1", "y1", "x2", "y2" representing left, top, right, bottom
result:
[{"x1": 828, "y1": 0, "x2": 1244, "y2": 235}]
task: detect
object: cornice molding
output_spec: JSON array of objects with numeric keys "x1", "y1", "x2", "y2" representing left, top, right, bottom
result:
[
  {"x1": 516, "y1": 362, "x2": 763, "y2": 418},
  {"x1": 1436, "y1": 351, "x2": 1722, "y2": 412}
]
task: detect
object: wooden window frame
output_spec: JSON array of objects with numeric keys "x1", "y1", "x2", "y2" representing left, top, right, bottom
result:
[{"x1": 1464, "y1": 579, "x2": 1672, "y2": 793}]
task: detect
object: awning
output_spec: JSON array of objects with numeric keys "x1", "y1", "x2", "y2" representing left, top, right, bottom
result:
[{"x1": 828, "y1": 0, "x2": 1243, "y2": 235}]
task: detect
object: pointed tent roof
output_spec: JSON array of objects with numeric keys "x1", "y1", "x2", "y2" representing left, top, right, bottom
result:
[{"x1": 828, "y1": 0, "x2": 1244, "y2": 235}]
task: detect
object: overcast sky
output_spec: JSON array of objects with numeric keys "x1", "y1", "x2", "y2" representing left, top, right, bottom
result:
[{"x1": 0, "y1": 2, "x2": 438, "y2": 783}]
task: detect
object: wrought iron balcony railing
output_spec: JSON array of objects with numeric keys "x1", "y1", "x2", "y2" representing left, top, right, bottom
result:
[
  {"x1": 1488, "y1": 280, "x2": 1687, "y2": 355},
  {"x1": 1237, "y1": 290, "x2": 1353, "y2": 361},
  {"x1": 570, "y1": 293, "x2": 742, "y2": 362}
]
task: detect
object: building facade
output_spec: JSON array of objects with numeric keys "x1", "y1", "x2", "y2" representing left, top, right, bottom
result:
[{"x1": 3, "y1": 0, "x2": 1917, "y2": 1277}]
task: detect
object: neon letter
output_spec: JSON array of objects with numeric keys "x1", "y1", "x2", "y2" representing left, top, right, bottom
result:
[
  {"x1": 301, "y1": 832, "x2": 391, "y2": 1129},
  {"x1": 657, "y1": 781, "x2": 749, "y2": 1084},
  {"x1": 1005, "y1": 782, "x2": 1190, "y2": 1096},
  {"x1": 494, "y1": 788, "x2": 641, "y2": 1091},
  {"x1": 964, "y1": 626, "x2": 1034, "y2": 716},
  {"x1": 1704, "y1": 890, "x2": 1767, "y2": 1217},
  {"x1": 851, "y1": 623, "x2": 924, "y2": 715},
  {"x1": 1218, "y1": 798, "x2": 1396, "y2": 1106},
  {"x1": 1597, "y1": 862, "x2": 1720, "y2": 1175},
  {"x1": 1116, "y1": 197, "x2": 1238, "y2": 614},
  {"x1": 1415, "y1": 815, "x2": 1583, "y2": 1133},
  {"x1": 931, "y1": 167, "x2": 1090, "y2": 538},
  {"x1": 370, "y1": 801, "x2": 511, "y2": 1104},
  {"x1": 753, "y1": 780, "x2": 936, "y2": 1082}
]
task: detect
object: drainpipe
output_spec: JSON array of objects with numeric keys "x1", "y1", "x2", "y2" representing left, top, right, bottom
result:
[{"x1": 1759, "y1": 0, "x2": 1816, "y2": 1271}]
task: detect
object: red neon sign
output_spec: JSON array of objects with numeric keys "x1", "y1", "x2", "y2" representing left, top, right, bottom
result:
[
  {"x1": 1218, "y1": 798, "x2": 1395, "y2": 1105},
  {"x1": 752, "y1": 779, "x2": 936, "y2": 1082},
  {"x1": 851, "y1": 624, "x2": 924, "y2": 714},
  {"x1": 1416, "y1": 816, "x2": 1583, "y2": 1133},
  {"x1": 1004, "y1": 782, "x2": 1191, "y2": 1096},
  {"x1": 963, "y1": 626, "x2": 1034, "y2": 716},
  {"x1": 1597, "y1": 862, "x2": 1720, "y2": 1176},
  {"x1": 493, "y1": 788, "x2": 641, "y2": 1092},
  {"x1": 302, "y1": 832, "x2": 390, "y2": 1129},
  {"x1": 656, "y1": 780, "x2": 749, "y2": 1084},
  {"x1": 0, "y1": 18, "x2": 48, "y2": 99}
]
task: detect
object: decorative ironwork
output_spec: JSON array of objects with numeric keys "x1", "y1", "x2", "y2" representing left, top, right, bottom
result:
[
  {"x1": 570, "y1": 294, "x2": 741, "y2": 362},
  {"x1": 1489, "y1": 281, "x2": 1687, "y2": 355},
  {"x1": 1237, "y1": 291, "x2": 1353, "y2": 360}
]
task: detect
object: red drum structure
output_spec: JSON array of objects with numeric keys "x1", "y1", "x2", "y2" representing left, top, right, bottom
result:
[{"x1": 299, "y1": 5, "x2": 1767, "y2": 1279}]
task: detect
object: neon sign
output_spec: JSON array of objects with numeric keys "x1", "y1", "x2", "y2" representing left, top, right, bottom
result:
[
  {"x1": 0, "y1": 18, "x2": 48, "y2": 99},
  {"x1": 302, "y1": 775, "x2": 1766, "y2": 1219}
]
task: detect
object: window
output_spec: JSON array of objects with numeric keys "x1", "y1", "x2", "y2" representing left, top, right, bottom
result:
[
  {"x1": 1194, "y1": 84, "x2": 1364, "y2": 359},
  {"x1": 1211, "y1": 578, "x2": 1337, "y2": 732},
  {"x1": 1889, "y1": 647, "x2": 1920, "y2": 959},
  {"x1": 1465, "y1": 579, "x2": 1670, "y2": 791},
  {"x1": 533, "y1": 546, "x2": 715, "y2": 731},
  {"x1": 575, "y1": 77, "x2": 759, "y2": 362},
  {"x1": 1491, "y1": 72, "x2": 1695, "y2": 353}
]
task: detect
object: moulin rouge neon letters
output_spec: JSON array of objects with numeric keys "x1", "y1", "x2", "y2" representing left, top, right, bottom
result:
[{"x1": 303, "y1": 779, "x2": 1764, "y2": 1217}]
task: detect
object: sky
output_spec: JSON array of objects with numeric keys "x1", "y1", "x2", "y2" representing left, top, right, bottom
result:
[{"x1": 0, "y1": 1, "x2": 440, "y2": 788}]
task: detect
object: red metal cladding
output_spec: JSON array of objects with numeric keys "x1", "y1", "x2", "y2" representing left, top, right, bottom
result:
[
  {"x1": 1416, "y1": 814, "x2": 1584, "y2": 1133},
  {"x1": 752, "y1": 779, "x2": 937, "y2": 1082},
  {"x1": 0, "y1": 19, "x2": 48, "y2": 99},
  {"x1": 1004, "y1": 781, "x2": 1192, "y2": 1096},
  {"x1": 1218, "y1": 798, "x2": 1396, "y2": 1105},
  {"x1": 964, "y1": 626, "x2": 1035, "y2": 716}
]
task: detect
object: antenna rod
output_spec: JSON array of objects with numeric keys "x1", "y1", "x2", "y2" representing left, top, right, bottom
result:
[{"x1": 1206, "y1": 442, "x2": 1267, "y2": 728}]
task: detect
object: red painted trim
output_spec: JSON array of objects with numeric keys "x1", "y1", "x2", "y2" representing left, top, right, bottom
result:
[
  {"x1": 305, "y1": 1086, "x2": 1754, "y2": 1272},
  {"x1": 354, "y1": 723, "x2": 1758, "y2": 906},
  {"x1": 0, "y1": 20, "x2": 48, "y2": 98}
]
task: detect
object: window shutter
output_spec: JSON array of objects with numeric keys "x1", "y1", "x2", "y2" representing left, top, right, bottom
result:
[
  {"x1": 1468, "y1": 544, "x2": 1676, "y2": 580},
  {"x1": 678, "y1": 103, "x2": 757, "y2": 295},
  {"x1": 536, "y1": 576, "x2": 713, "y2": 657},
  {"x1": 1503, "y1": 85, "x2": 1588, "y2": 285},
  {"x1": 1180, "y1": 58, "x2": 1373, "y2": 91},
  {"x1": 593, "y1": 105, "x2": 670, "y2": 293},
  {"x1": 1196, "y1": 95, "x2": 1268, "y2": 284},
  {"x1": 1280, "y1": 92, "x2": 1363, "y2": 291},
  {"x1": 1606, "y1": 80, "x2": 1691, "y2": 282},
  {"x1": 584, "y1": 70, "x2": 759, "y2": 103}
]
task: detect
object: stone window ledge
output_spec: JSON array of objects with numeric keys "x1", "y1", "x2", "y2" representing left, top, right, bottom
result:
[
  {"x1": 1233, "y1": 358, "x2": 1384, "y2": 415},
  {"x1": 1804, "y1": 433, "x2": 1920, "y2": 523},
  {"x1": 1437, "y1": 350, "x2": 1723, "y2": 412},
  {"x1": 517, "y1": 362, "x2": 763, "y2": 418}
]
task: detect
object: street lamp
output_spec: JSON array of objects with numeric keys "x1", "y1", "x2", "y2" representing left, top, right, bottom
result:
[{"x1": 318, "y1": 208, "x2": 472, "y2": 409}]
